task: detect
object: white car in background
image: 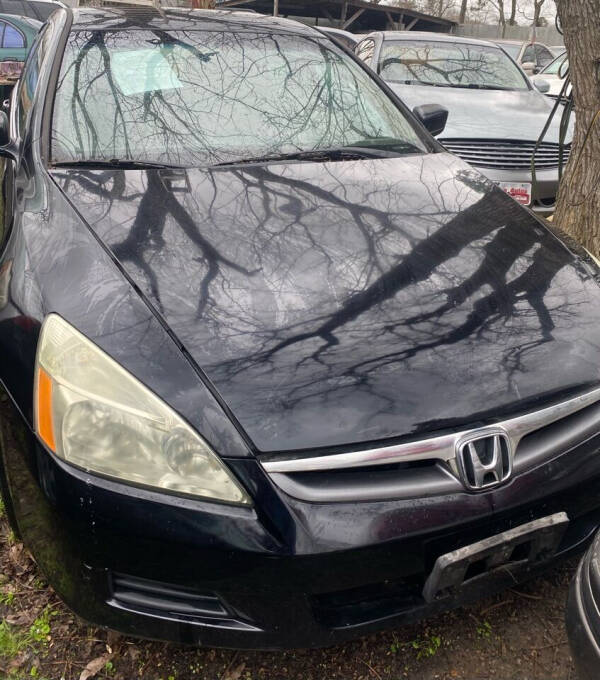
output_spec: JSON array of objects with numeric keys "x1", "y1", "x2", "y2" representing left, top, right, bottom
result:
[
  {"x1": 539, "y1": 52, "x2": 571, "y2": 101},
  {"x1": 355, "y1": 31, "x2": 573, "y2": 215},
  {"x1": 494, "y1": 39, "x2": 555, "y2": 76}
]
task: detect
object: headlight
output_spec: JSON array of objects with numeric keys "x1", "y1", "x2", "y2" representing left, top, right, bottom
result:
[{"x1": 34, "y1": 314, "x2": 251, "y2": 505}]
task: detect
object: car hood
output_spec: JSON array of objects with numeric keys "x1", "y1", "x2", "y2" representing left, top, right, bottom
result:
[
  {"x1": 51, "y1": 154, "x2": 600, "y2": 453},
  {"x1": 387, "y1": 83, "x2": 571, "y2": 143}
]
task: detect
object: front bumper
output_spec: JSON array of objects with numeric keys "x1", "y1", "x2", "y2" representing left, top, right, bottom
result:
[
  {"x1": 2, "y1": 394, "x2": 600, "y2": 650},
  {"x1": 478, "y1": 165, "x2": 562, "y2": 215}
]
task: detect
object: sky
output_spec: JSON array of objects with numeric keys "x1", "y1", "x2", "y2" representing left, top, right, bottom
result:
[{"x1": 383, "y1": 1, "x2": 558, "y2": 26}]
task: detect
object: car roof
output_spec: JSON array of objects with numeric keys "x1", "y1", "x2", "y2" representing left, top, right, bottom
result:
[
  {"x1": 69, "y1": 6, "x2": 323, "y2": 35},
  {"x1": 372, "y1": 31, "x2": 504, "y2": 49},
  {"x1": 0, "y1": 12, "x2": 43, "y2": 28},
  {"x1": 0, "y1": 0, "x2": 64, "y2": 22},
  {"x1": 494, "y1": 38, "x2": 550, "y2": 46}
]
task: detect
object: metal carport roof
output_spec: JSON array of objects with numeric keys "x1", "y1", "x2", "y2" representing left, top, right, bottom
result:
[{"x1": 216, "y1": 0, "x2": 456, "y2": 33}]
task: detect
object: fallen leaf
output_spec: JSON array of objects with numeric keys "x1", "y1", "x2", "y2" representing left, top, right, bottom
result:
[
  {"x1": 5, "y1": 610, "x2": 36, "y2": 626},
  {"x1": 222, "y1": 662, "x2": 245, "y2": 680},
  {"x1": 79, "y1": 653, "x2": 111, "y2": 680}
]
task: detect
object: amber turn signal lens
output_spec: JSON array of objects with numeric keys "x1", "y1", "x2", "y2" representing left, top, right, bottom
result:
[{"x1": 36, "y1": 367, "x2": 56, "y2": 452}]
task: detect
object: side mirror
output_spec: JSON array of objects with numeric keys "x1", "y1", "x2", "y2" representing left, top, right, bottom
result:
[
  {"x1": 413, "y1": 104, "x2": 448, "y2": 137},
  {"x1": 521, "y1": 61, "x2": 536, "y2": 75},
  {"x1": 533, "y1": 78, "x2": 551, "y2": 94}
]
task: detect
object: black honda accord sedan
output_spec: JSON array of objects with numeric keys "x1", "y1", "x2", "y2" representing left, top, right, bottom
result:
[{"x1": 1, "y1": 5, "x2": 600, "y2": 650}]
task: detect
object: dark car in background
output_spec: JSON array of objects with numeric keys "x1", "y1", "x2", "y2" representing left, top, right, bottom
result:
[
  {"x1": 0, "y1": 13, "x2": 42, "y2": 100},
  {"x1": 1, "y1": 6, "x2": 600, "y2": 650},
  {"x1": 355, "y1": 32, "x2": 572, "y2": 215}
]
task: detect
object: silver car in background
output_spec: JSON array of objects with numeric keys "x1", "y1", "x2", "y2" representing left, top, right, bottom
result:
[
  {"x1": 355, "y1": 32, "x2": 573, "y2": 215},
  {"x1": 494, "y1": 39, "x2": 555, "y2": 76}
]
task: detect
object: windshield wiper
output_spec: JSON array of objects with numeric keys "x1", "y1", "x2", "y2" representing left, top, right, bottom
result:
[
  {"x1": 344, "y1": 138, "x2": 424, "y2": 154},
  {"x1": 212, "y1": 143, "x2": 421, "y2": 168},
  {"x1": 212, "y1": 147, "x2": 374, "y2": 167},
  {"x1": 453, "y1": 83, "x2": 514, "y2": 91},
  {"x1": 398, "y1": 79, "x2": 514, "y2": 91},
  {"x1": 396, "y1": 80, "x2": 454, "y2": 88},
  {"x1": 51, "y1": 159, "x2": 188, "y2": 170}
]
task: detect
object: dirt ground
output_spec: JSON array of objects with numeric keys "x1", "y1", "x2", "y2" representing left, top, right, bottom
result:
[{"x1": 0, "y1": 502, "x2": 578, "y2": 680}]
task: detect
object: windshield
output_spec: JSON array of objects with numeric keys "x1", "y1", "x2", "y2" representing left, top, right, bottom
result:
[
  {"x1": 51, "y1": 30, "x2": 427, "y2": 167},
  {"x1": 498, "y1": 43, "x2": 521, "y2": 59},
  {"x1": 543, "y1": 54, "x2": 568, "y2": 75},
  {"x1": 378, "y1": 41, "x2": 529, "y2": 90}
]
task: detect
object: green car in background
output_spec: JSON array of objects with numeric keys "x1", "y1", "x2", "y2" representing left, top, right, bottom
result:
[{"x1": 0, "y1": 13, "x2": 42, "y2": 101}]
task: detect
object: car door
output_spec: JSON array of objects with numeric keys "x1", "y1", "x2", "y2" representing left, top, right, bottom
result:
[{"x1": 0, "y1": 18, "x2": 28, "y2": 98}]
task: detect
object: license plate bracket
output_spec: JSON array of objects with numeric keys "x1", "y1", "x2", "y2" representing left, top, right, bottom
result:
[
  {"x1": 497, "y1": 181, "x2": 532, "y2": 206},
  {"x1": 423, "y1": 512, "x2": 569, "y2": 603}
]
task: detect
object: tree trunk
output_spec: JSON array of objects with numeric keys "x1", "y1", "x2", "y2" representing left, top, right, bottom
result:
[
  {"x1": 508, "y1": 0, "x2": 517, "y2": 25},
  {"x1": 554, "y1": 0, "x2": 600, "y2": 256},
  {"x1": 496, "y1": 0, "x2": 506, "y2": 38},
  {"x1": 533, "y1": 0, "x2": 545, "y2": 26},
  {"x1": 459, "y1": 0, "x2": 468, "y2": 23}
]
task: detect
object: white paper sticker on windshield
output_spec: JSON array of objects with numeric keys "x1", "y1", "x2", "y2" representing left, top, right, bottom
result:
[{"x1": 111, "y1": 48, "x2": 182, "y2": 96}]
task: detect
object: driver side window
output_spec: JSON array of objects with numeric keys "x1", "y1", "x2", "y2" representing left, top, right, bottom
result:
[
  {"x1": 522, "y1": 45, "x2": 536, "y2": 64},
  {"x1": 535, "y1": 45, "x2": 553, "y2": 69}
]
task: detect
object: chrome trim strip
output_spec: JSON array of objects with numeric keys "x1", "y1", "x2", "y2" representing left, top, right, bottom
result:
[{"x1": 262, "y1": 388, "x2": 600, "y2": 474}]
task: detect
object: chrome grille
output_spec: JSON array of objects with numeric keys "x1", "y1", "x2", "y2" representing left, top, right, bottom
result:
[
  {"x1": 262, "y1": 387, "x2": 600, "y2": 502},
  {"x1": 442, "y1": 139, "x2": 571, "y2": 170}
]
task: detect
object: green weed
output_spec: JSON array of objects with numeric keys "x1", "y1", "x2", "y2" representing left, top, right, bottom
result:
[
  {"x1": 0, "y1": 588, "x2": 15, "y2": 606},
  {"x1": 477, "y1": 620, "x2": 493, "y2": 639},
  {"x1": 411, "y1": 633, "x2": 442, "y2": 659},
  {"x1": 0, "y1": 620, "x2": 29, "y2": 658},
  {"x1": 28, "y1": 608, "x2": 56, "y2": 644}
]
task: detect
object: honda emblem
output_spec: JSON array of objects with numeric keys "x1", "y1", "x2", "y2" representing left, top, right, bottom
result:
[{"x1": 456, "y1": 430, "x2": 513, "y2": 492}]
